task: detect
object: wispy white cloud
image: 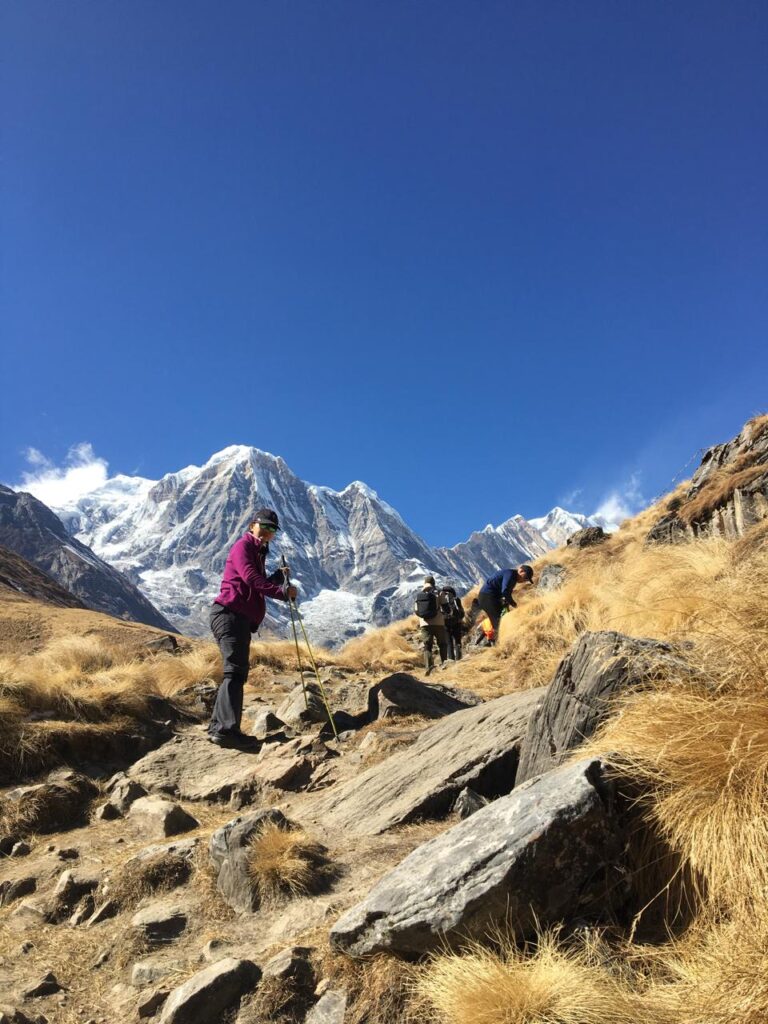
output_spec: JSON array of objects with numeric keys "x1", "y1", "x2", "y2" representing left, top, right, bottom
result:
[
  {"x1": 593, "y1": 472, "x2": 645, "y2": 526},
  {"x1": 17, "y1": 443, "x2": 110, "y2": 509},
  {"x1": 559, "y1": 487, "x2": 583, "y2": 508}
]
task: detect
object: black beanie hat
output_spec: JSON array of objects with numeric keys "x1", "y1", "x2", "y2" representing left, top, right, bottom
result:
[{"x1": 254, "y1": 508, "x2": 280, "y2": 530}]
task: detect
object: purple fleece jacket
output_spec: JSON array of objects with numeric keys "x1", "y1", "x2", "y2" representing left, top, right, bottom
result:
[{"x1": 213, "y1": 532, "x2": 287, "y2": 630}]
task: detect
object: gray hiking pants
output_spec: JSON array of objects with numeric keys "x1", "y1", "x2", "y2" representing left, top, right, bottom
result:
[{"x1": 209, "y1": 603, "x2": 251, "y2": 736}]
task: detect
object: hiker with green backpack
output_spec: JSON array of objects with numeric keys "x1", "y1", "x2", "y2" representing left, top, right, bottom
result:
[{"x1": 414, "y1": 575, "x2": 448, "y2": 675}]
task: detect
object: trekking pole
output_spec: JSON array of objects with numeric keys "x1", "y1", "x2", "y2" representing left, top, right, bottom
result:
[
  {"x1": 281, "y1": 558, "x2": 338, "y2": 739},
  {"x1": 282, "y1": 556, "x2": 309, "y2": 710},
  {"x1": 292, "y1": 600, "x2": 338, "y2": 740}
]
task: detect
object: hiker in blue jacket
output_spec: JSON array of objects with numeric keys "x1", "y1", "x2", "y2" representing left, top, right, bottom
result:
[{"x1": 477, "y1": 565, "x2": 534, "y2": 641}]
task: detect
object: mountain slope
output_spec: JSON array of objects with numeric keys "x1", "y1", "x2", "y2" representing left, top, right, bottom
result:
[
  {"x1": 0, "y1": 544, "x2": 86, "y2": 609},
  {"x1": 0, "y1": 485, "x2": 176, "y2": 631}
]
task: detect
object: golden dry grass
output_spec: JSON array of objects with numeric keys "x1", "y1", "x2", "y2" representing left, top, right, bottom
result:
[
  {"x1": 337, "y1": 618, "x2": 422, "y2": 673},
  {"x1": 417, "y1": 933, "x2": 644, "y2": 1024},
  {"x1": 246, "y1": 821, "x2": 336, "y2": 904},
  {"x1": 0, "y1": 635, "x2": 224, "y2": 779}
]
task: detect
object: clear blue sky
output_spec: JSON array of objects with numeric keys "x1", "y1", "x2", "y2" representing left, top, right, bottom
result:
[{"x1": 2, "y1": 1, "x2": 766, "y2": 545}]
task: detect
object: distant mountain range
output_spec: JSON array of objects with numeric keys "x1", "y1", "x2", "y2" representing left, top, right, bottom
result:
[{"x1": 25, "y1": 446, "x2": 615, "y2": 646}]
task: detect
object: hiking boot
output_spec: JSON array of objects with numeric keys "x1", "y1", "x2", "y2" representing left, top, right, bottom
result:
[{"x1": 208, "y1": 731, "x2": 259, "y2": 750}]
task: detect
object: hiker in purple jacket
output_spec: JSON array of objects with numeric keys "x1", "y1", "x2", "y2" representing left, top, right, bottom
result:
[{"x1": 208, "y1": 507, "x2": 296, "y2": 747}]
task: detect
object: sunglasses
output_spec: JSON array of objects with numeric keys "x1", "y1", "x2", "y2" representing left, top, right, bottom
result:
[{"x1": 258, "y1": 523, "x2": 278, "y2": 533}]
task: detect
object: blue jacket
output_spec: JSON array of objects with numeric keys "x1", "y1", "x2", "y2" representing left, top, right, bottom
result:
[{"x1": 479, "y1": 569, "x2": 518, "y2": 603}]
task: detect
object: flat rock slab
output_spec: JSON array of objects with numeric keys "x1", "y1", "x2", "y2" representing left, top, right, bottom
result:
[
  {"x1": 128, "y1": 732, "x2": 264, "y2": 802},
  {"x1": 311, "y1": 687, "x2": 544, "y2": 836},
  {"x1": 515, "y1": 631, "x2": 683, "y2": 785},
  {"x1": 158, "y1": 957, "x2": 260, "y2": 1024},
  {"x1": 330, "y1": 757, "x2": 624, "y2": 957}
]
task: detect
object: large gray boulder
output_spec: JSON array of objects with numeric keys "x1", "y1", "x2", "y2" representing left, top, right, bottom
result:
[
  {"x1": 330, "y1": 757, "x2": 625, "y2": 957},
  {"x1": 516, "y1": 631, "x2": 682, "y2": 785},
  {"x1": 366, "y1": 673, "x2": 481, "y2": 721},
  {"x1": 208, "y1": 809, "x2": 289, "y2": 914},
  {"x1": 310, "y1": 688, "x2": 543, "y2": 836},
  {"x1": 158, "y1": 958, "x2": 260, "y2": 1024}
]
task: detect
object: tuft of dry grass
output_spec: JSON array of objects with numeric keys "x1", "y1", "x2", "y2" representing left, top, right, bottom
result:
[
  {"x1": 317, "y1": 947, "x2": 421, "y2": 1024},
  {"x1": 246, "y1": 821, "x2": 337, "y2": 904},
  {"x1": 337, "y1": 619, "x2": 421, "y2": 674},
  {"x1": 107, "y1": 851, "x2": 193, "y2": 909},
  {"x1": 416, "y1": 932, "x2": 644, "y2": 1024}
]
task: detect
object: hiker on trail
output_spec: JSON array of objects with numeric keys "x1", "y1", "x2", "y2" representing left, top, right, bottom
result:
[
  {"x1": 414, "y1": 575, "x2": 448, "y2": 675},
  {"x1": 439, "y1": 585, "x2": 466, "y2": 661},
  {"x1": 208, "y1": 508, "x2": 297, "y2": 747},
  {"x1": 477, "y1": 565, "x2": 534, "y2": 639}
]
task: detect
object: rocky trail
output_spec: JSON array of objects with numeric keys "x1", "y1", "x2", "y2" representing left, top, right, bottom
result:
[{"x1": 0, "y1": 627, "x2": 685, "y2": 1024}]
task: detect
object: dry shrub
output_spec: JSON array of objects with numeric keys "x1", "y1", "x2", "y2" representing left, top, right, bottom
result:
[
  {"x1": 108, "y1": 851, "x2": 192, "y2": 909},
  {"x1": 640, "y1": 910, "x2": 768, "y2": 1024},
  {"x1": 416, "y1": 933, "x2": 643, "y2": 1024},
  {"x1": 246, "y1": 822, "x2": 336, "y2": 903},
  {"x1": 338, "y1": 620, "x2": 421, "y2": 673}
]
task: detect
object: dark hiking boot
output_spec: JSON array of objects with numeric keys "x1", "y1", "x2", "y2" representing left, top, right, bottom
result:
[{"x1": 208, "y1": 730, "x2": 260, "y2": 750}]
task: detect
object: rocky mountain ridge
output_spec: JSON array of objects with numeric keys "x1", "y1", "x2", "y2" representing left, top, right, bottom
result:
[
  {"x1": 41, "y1": 447, "x2": 611, "y2": 644},
  {"x1": 0, "y1": 485, "x2": 176, "y2": 631}
]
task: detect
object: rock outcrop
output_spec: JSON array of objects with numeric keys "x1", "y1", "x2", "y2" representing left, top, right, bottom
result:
[
  {"x1": 646, "y1": 417, "x2": 768, "y2": 543},
  {"x1": 311, "y1": 687, "x2": 544, "y2": 836},
  {"x1": 516, "y1": 631, "x2": 683, "y2": 785},
  {"x1": 128, "y1": 732, "x2": 264, "y2": 803},
  {"x1": 566, "y1": 526, "x2": 607, "y2": 548},
  {"x1": 365, "y1": 673, "x2": 482, "y2": 721},
  {"x1": 537, "y1": 563, "x2": 566, "y2": 592},
  {"x1": 330, "y1": 757, "x2": 625, "y2": 956}
]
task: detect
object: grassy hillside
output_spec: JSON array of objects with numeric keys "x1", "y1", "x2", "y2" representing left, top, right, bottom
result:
[{"x1": 1, "y1": 415, "x2": 766, "y2": 1022}]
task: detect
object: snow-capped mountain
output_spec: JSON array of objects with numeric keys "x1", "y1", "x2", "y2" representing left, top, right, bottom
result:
[{"x1": 47, "y1": 446, "x2": 608, "y2": 646}]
